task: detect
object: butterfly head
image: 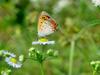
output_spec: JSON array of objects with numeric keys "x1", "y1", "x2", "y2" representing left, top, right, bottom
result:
[{"x1": 40, "y1": 11, "x2": 50, "y2": 21}]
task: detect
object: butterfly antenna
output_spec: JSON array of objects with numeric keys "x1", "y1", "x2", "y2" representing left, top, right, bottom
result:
[{"x1": 56, "y1": 24, "x2": 65, "y2": 36}]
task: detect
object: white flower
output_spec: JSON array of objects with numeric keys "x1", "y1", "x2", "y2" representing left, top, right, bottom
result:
[
  {"x1": 92, "y1": 0, "x2": 100, "y2": 6},
  {"x1": 32, "y1": 38, "x2": 55, "y2": 45},
  {"x1": 32, "y1": 41, "x2": 55, "y2": 45},
  {"x1": 1, "y1": 50, "x2": 16, "y2": 57},
  {"x1": 5, "y1": 57, "x2": 22, "y2": 68}
]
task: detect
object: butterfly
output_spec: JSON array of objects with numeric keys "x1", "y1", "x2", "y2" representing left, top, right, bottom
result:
[{"x1": 38, "y1": 11, "x2": 57, "y2": 37}]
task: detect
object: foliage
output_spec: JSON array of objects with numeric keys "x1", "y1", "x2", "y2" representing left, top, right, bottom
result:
[{"x1": 0, "y1": 0, "x2": 100, "y2": 75}]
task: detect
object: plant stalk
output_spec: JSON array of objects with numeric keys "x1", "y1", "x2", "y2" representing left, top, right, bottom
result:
[
  {"x1": 40, "y1": 63, "x2": 44, "y2": 75},
  {"x1": 68, "y1": 40, "x2": 75, "y2": 75},
  {"x1": 93, "y1": 64, "x2": 99, "y2": 75}
]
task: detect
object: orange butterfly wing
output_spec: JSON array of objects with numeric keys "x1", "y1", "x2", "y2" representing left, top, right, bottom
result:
[
  {"x1": 49, "y1": 19, "x2": 57, "y2": 31},
  {"x1": 38, "y1": 11, "x2": 57, "y2": 37}
]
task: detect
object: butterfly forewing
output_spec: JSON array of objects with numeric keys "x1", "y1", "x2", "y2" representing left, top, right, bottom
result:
[{"x1": 38, "y1": 11, "x2": 57, "y2": 37}]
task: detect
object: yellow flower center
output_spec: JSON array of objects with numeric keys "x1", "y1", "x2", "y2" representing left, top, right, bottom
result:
[
  {"x1": 38, "y1": 38, "x2": 48, "y2": 42},
  {"x1": 10, "y1": 58, "x2": 17, "y2": 63}
]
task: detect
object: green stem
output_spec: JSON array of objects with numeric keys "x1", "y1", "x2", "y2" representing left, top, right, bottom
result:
[
  {"x1": 40, "y1": 63, "x2": 44, "y2": 75},
  {"x1": 39, "y1": 45, "x2": 45, "y2": 75},
  {"x1": 67, "y1": 17, "x2": 99, "y2": 75},
  {"x1": 68, "y1": 40, "x2": 75, "y2": 75},
  {"x1": 9, "y1": 68, "x2": 13, "y2": 75},
  {"x1": 93, "y1": 70, "x2": 96, "y2": 75},
  {"x1": 93, "y1": 64, "x2": 99, "y2": 75}
]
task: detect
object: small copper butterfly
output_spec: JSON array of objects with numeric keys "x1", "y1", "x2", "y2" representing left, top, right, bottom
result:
[{"x1": 38, "y1": 11, "x2": 57, "y2": 37}]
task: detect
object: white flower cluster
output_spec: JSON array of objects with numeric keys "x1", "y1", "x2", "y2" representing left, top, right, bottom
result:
[
  {"x1": 53, "y1": 0, "x2": 70, "y2": 13},
  {"x1": 92, "y1": 0, "x2": 100, "y2": 6}
]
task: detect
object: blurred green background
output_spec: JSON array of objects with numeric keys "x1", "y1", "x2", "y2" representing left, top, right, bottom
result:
[{"x1": 0, "y1": 0, "x2": 100, "y2": 75}]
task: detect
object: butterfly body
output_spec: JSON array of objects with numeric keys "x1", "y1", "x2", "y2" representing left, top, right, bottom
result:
[{"x1": 38, "y1": 11, "x2": 57, "y2": 37}]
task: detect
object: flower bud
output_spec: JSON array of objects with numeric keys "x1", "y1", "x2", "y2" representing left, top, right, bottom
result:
[
  {"x1": 53, "y1": 51, "x2": 58, "y2": 57},
  {"x1": 29, "y1": 47, "x2": 35, "y2": 52},
  {"x1": 19, "y1": 55, "x2": 24, "y2": 62},
  {"x1": 47, "y1": 49, "x2": 54, "y2": 56}
]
